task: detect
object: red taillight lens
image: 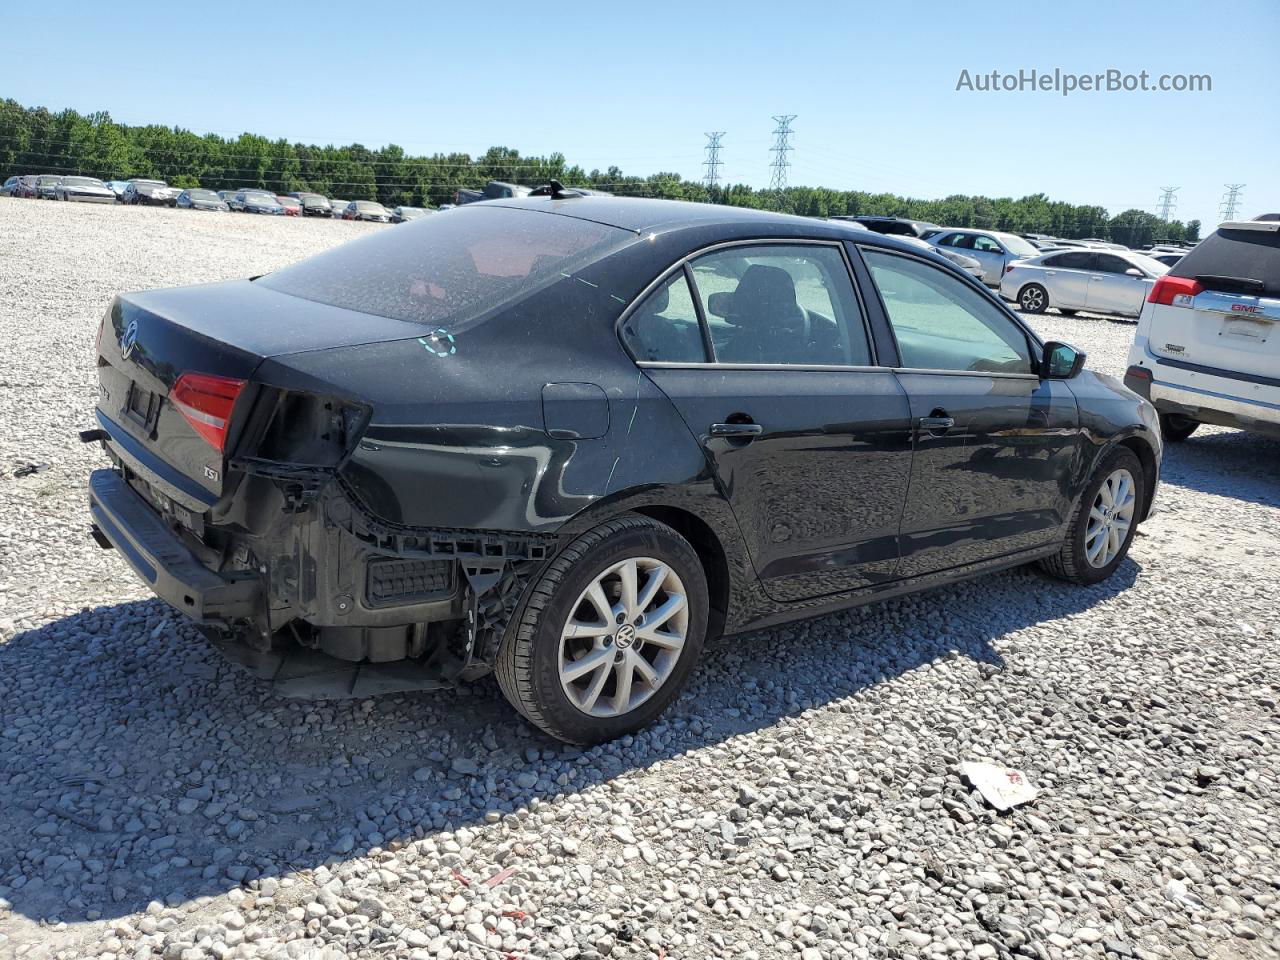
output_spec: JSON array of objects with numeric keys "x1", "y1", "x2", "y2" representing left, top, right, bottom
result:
[
  {"x1": 1004, "y1": 264, "x2": 1015, "y2": 274},
  {"x1": 1148, "y1": 275, "x2": 1203, "y2": 306},
  {"x1": 170, "y1": 372, "x2": 246, "y2": 453},
  {"x1": 1125, "y1": 364, "x2": 1152, "y2": 382}
]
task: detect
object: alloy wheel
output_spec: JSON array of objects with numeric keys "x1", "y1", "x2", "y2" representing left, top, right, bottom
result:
[
  {"x1": 1085, "y1": 468, "x2": 1136, "y2": 568},
  {"x1": 558, "y1": 557, "x2": 688, "y2": 718},
  {"x1": 1021, "y1": 287, "x2": 1045, "y2": 311}
]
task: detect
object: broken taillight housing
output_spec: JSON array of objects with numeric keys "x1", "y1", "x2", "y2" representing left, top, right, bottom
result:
[{"x1": 170, "y1": 372, "x2": 246, "y2": 453}]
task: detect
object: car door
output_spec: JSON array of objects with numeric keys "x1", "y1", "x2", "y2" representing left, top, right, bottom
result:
[
  {"x1": 857, "y1": 247, "x2": 1081, "y2": 577},
  {"x1": 1040, "y1": 251, "x2": 1094, "y2": 308},
  {"x1": 1087, "y1": 254, "x2": 1150, "y2": 316},
  {"x1": 969, "y1": 234, "x2": 1010, "y2": 285},
  {"x1": 625, "y1": 241, "x2": 915, "y2": 601}
]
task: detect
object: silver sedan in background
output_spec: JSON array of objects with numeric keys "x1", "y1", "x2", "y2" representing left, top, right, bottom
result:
[
  {"x1": 999, "y1": 249, "x2": 1169, "y2": 318},
  {"x1": 922, "y1": 228, "x2": 1042, "y2": 285}
]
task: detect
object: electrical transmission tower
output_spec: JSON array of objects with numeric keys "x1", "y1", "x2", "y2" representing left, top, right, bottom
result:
[
  {"x1": 703, "y1": 132, "x2": 725, "y2": 190},
  {"x1": 768, "y1": 115, "x2": 797, "y2": 203},
  {"x1": 1156, "y1": 187, "x2": 1179, "y2": 222},
  {"x1": 1220, "y1": 183, "x2": 1245, "y2": 222}
]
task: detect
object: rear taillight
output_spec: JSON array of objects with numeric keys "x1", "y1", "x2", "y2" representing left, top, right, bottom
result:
[
  {"x1": 1125, "y1": 365, "x2": 1152, "y2": 382},
  {"x1": 170, "y1": 372, "x2": 246, "y2": 453},
  {"x1": 1148, "y1": 275, "x2": 1203, "y2": 306},
  {"x1": 1004, "y1": 264, "x2": 1015, "y2": 274}
]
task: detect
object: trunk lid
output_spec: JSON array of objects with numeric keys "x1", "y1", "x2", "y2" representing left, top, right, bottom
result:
[{"x1": 96, "y1": 279, "x2": 425, "y2": 503}]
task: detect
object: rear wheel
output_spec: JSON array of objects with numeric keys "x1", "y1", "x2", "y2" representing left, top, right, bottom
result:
[
  {"x1": 1019, "y1": 284, "x2": 1049, "y2": 313},
  {"x1": 495, "y1": 514, "x2": 708, "y2": 745},
  {"x1": 1040, "y1": 447, "x2": 1144, "y2": 585},
  {"x1": 1159, "y1": 413, "x2": 1199, "y2": 442}
]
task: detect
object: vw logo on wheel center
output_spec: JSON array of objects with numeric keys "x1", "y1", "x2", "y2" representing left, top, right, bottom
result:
[
  {"x1": 614, "y1": 623, "x2": 636, "y2": 649},
  {"x1": 119, "y1": 319, "x2": 139, "y2": 360}
]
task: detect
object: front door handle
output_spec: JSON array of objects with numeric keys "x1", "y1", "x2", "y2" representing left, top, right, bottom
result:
[
  {"x1": 1091, "y1": 275, "x2": 1104, "y2": 281},
  {"x1": 709, "y1": 422, "x2": 763, "y2": 438},
  {"x1": 919, "y1": 415, "x2": 955, "y2": 431}
]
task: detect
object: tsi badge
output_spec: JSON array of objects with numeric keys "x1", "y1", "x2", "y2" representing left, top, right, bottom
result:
[
  {"x1": 119, "y1": 319, "x2": 139, "y2": 360},
  {"x1": 203, "y1": 465, "x2": 220, "y2": 482}
]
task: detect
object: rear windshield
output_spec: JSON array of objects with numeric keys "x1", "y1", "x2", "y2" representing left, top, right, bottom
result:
[
  {"x1": 260, "y1": 205, "x2": 631, "y2": 328},
  {"x1": 1170, "y1": 225, "x2": 1280, "y2": 297}
]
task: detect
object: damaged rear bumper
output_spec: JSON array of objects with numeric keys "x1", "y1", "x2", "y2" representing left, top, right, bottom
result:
[{"x1": 89, "y1": 469, "x2": 261, "y2": 621}]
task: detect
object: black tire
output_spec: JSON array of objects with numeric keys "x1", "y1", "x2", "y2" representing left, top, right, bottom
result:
[
  {"x1": 1159, "y1": 413, "x2": 1199, "y2": 443},
  {"x1": 1059, "y1": 308, "x2": 1078, "y2": 316},
  {"x1": 495, "y1": 514, "x2": 708, "y2": 745},
  {"x1": 1040, "y1": 447, "x2": 1144, "y2": 585},
  {"x1": 1018, "y1": 284, "x2": 1049, "y2": 314}
]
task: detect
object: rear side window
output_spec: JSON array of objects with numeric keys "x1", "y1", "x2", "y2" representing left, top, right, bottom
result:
[
  {"x1": 1170, "y1": 225, "x2": 1280, "y2": 297},
  {"x1": 690, "y1": 245, "x2": 871, "y2": 366},
  {"x1": 260, "y1": 206, "x2": 632, "y2": 327},
  {"x1": 864, "y1": 250, "x2": 1034, "y2": 375},
  {"x1": 621, "y1": 273, "x2": 708, "y2": 363},
  {"x1": 1045, "y1": 251, "x2": 1094, "y2": 269}
]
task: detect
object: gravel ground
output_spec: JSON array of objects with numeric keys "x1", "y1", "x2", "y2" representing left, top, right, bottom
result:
[{"x1": 1, "y1": 197, "x2": 1278, "y2": 960}]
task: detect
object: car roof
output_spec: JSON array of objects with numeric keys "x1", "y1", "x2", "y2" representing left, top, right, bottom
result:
[{"x1": 482, "y1": 195, "x2": 893, "y2": 244}]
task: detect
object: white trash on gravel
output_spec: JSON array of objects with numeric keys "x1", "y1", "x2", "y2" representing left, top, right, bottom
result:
[
  {"x1": 1, "y1": 199, "x2": 1278, "y2": 960},
  {"x1": 959, "y1": 762, "x2": 1038, "y2": 811}
]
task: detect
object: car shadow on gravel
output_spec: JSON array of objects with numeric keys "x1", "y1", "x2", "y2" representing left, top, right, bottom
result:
[
  {"x1": 0, "y1": 559, "x2": 1138, "y2": 924},
  {"x1": 1159, "y1": 429, "x2": 1280, "y2": 509}
]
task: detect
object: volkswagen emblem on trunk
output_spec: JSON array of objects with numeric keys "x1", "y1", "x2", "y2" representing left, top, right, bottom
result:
[{"x1": 120, "y1": 319, "x2": 139, "y2": 360}]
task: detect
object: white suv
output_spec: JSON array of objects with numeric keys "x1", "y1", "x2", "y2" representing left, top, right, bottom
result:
[{"x1": 1124, "y1": 218, "x2": 1280, "y2": 442}]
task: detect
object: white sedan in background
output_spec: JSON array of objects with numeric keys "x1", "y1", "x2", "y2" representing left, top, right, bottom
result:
[
  {"x1": 923, "y1": 228, "x2": 1042, "y2": 286},
  {"x1": 1000, "y1": 249, "x2": 1169, "y2": 318}
]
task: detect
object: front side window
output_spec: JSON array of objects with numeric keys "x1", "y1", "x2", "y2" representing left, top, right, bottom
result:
[
  {"x1": 863, "y1": 250, "x2": 1034, "y2": 375},
  {"x1": 972, "y1": 235, "x2": 1004, "y2": 254},
  {"x1": 688, "y1": 245, "x2": 871, "y2": 366},
  {"x1": 1095, "y1": 254, "x2": 1136, "y2": 275},
  {"x1": 621, "y1": 272, "x2": 707, "y2": 363}
]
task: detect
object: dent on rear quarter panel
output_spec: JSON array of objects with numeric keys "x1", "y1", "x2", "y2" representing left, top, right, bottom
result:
[{"x1": 261, "y1": 264, "x2": 711, "y2": 534}]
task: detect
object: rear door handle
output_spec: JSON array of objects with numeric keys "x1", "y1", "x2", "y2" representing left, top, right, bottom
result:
[
  {"x1": 709, "y1": 422, "x2": 763, "y2": 438},
  {"x1": 919, "y1": 416, "x2": 955, "y2": 430}
]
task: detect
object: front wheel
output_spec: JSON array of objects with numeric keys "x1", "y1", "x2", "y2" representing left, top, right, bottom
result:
[
  {"x1": 1018, "y1": 283, "x2": 1049, "y2": 314},
  {"x1": 495, "y1": 514, "x2": 708, "y2": 745},
  {"x1": 1159, "y1": 413, "x2": 1199, "y2": 442},
  {"x1": 1040, "y1": 447, "x2": 1144, "y2": 585}
]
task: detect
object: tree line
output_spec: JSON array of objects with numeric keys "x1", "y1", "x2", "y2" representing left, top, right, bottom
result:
[{"x1": 0, "y1": 99, "x2": 1200, "y2": 244}]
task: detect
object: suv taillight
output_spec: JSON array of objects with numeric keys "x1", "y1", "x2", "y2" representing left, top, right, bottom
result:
[
  {"x1": 171, "y1": 373, "x2": 246, "y2": 453},
  {"x1": 1148, "y1": 275, "x2": 1203, "y2": 306}
]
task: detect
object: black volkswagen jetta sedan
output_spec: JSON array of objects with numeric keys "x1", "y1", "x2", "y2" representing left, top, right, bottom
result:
[{"x1": 86, "y1": 194, "x2": 1161, "y2": 744}]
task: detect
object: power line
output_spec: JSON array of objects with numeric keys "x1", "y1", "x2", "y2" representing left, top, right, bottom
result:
[
  {"x1": 1156, "y1": 186, "x2": 1179, "y2": 221},
  {"x1": 767, "y1": 115, "x2": 796, "y2": 205},
  {"x1": 703, "y1": 132, "x2": 725, "y2": 190},
  {"x1": 1220, "y1": 183, "x2": 1245, "y2": 222}
]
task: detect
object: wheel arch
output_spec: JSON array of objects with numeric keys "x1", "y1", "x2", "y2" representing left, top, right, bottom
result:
[
  {"x1": 553, "y1": 485, "x2": 755, "y2": 640},
  {"x1": 1116, "y1": 433, "x2": 1159, "y2": 522},
  {"x1": 630, "y1": 504, "x2": 731, "y2": 641}
]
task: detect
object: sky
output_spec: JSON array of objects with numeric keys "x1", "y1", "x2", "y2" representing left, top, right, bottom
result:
[{"x1": 2, "y1": 0, "x2": 1276, "y2": 229}]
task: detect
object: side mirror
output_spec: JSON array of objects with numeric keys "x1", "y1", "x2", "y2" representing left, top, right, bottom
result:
[
  {"x1": 1125, "y1": 267, "x2": 1144, "y2": 278},
  {"x1": 1043, "y1": 341, "x2": 1086, "y2": 379},
  {"x1": 706, "y1": 291, "x2": 734, "y2": 319}
]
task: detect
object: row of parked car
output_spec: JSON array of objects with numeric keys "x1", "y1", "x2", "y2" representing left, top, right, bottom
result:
[
  {"x1": 0, "y1": 173, "x2": 432, "y2": 224},
  {"x1": 834, "y1": 215, "x2": 1198, "y2": 320}
]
